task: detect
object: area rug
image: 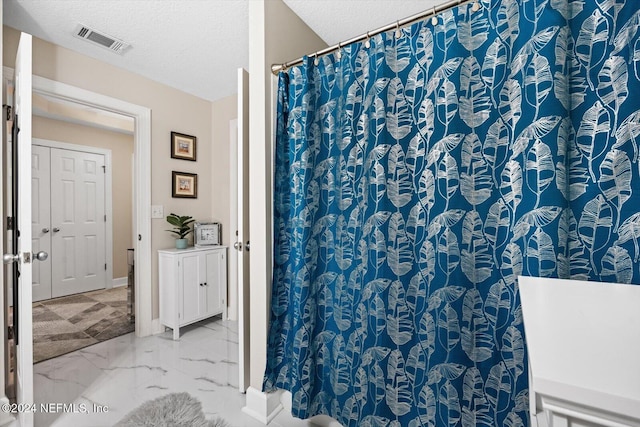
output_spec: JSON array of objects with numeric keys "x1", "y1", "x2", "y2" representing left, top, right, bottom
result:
[
  {"x1": 115, "y1": 392, "x2": 229, "y2": 427},
  {"x1": 32, "y1": 286, "x2": 135, "y2": 363}
]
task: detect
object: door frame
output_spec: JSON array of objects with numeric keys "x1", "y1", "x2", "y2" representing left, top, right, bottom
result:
[
  {"x1": 34, "y1": 138, "x2": 114, "y2": 292},
  {"x1": 228, "y1": 118, "x2": 238, "y2": 322},
  {"x1": 237, "y1": 67, "x2": 250, "y2": 392},
  {"x1": 4, "y1": 66, "x2": 153, "y2": 337}
]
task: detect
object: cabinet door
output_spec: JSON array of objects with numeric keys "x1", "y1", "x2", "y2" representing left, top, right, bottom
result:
[
  {"x1": 198, "y1": 253, "x2": 208, "y2": 317},
  {"x1": 205, "y1": 250, "x2": 225, "y2": 315},
  {"x1": 181, "y1": 253, "x2": 203, "y2": 324}
]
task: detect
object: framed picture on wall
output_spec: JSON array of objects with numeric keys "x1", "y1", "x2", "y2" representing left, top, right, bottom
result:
[
  {"x1": 172, "y1": 171, "x2": 197, "y2": 198},
  {"x1": 171, "y1": 131, "x2": 197, "y2": 161}
]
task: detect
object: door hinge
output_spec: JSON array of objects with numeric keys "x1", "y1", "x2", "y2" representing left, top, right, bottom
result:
[
  {"x1": 7, "y1": 217, "x2": 14, "y2": 231},
  {"x1": 2, "y1": 104, "x2": 11, "y2": 121},
  {"x1": 102, "y1": 165, "x2": 106, "y2": 173},
  {"x1": 104, "y1": 214, "x2": 107, "y2": 222},
  {"x1": 105, "y1": 263, "x2": 107, "y2": 271}
]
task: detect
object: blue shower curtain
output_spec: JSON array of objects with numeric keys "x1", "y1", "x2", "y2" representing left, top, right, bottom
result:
[{"x1": 265, "y1": 1, "x2": 640, "y2": 425}]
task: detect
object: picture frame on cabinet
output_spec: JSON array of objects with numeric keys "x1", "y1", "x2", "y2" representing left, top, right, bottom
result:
[{"x1": 194, "y1": 222, "x2": 222, "y2": 246}]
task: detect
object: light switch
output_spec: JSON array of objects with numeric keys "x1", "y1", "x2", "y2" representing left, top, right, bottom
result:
[{"x1": 151, "y1": 205, "x2": 164, "y2": 219}]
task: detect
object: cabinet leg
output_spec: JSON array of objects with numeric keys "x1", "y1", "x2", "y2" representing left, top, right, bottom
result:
[{"x1": 173, "y1": 327, "x2": 179, "y2": 340}]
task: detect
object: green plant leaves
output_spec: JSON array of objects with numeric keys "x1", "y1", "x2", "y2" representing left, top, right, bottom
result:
[{"x1": 165, "y1": 213, "x2": 194, "y2": 238}]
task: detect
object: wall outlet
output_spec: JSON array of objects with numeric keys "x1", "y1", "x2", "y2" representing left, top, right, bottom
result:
[{"x1": 151, "y1": 205, "x2": 164, "y2": 219}]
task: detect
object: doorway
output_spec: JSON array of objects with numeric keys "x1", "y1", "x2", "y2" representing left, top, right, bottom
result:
[
  {"x1": 2, "y1": 65, "x2": 153, "y2": 412},
  {"x1": 28, "y1": 73, "x2": 153, "y2": 337},
  {"x1": 30, "y1": 132, "x2": 136, "y2": 363}
]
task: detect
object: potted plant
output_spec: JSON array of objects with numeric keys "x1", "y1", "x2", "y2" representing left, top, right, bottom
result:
[{"x1": 166, "y1": 213, "x2": 194, "y2": 249}]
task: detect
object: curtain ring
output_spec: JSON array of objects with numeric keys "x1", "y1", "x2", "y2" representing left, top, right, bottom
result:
[
  {"x1": 431, "y1": 6, "x2": 438, "y2": 25},
  {"x1": 395, "y1": 20, "x2": 402, "y2": 39},
  {"x1": 336, "y1": 42, "x2": 342, "y2": 59},
  {"x1": 472, "y1": 1, "x2": 482, "y2": 12},
  {"x1": 314, "y1": 52, "x2": 319, "y2": 66},
  {"x1": 365, "y1": 32, "x2": 371, "y2": 49}
]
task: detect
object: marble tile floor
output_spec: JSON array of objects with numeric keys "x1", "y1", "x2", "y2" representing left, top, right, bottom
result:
[{"x1": 11, "y1": 318, "x2": 320, "y2": 427}]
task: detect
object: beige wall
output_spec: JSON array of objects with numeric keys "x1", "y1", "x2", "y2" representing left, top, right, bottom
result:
[
  {"x1": 210, "y1": 93, "x2": 237, "y2": 245},
  {"x1": 4, "y1": 25, "x2": 216, "y2": 319},
  {"x1": 211, "y1": 93, "x2": 238, "y2": 320},
  {"x1": 248, "y1": 0, "x2": 327, "y2": 388},
  {"x1": 32, "y1": 116, "x2": 133, "y2": 280}
]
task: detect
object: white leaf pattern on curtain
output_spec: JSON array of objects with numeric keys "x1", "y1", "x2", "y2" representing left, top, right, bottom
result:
[{"x1": 265, "y1": 2, "x2": 640, "y2": 426}]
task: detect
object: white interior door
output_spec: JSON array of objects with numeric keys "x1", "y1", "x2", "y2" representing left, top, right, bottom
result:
[
  {"x1": 237, "y1": 68, "x2": 250, "y2": 392},
  {"x1": 228, "y1": 119, "x2": 238, "y2": 321},
  {"x1": 50, "y1": 148, "x2": 106, "y2": 297},
  {"x1": 32, "y1": 145, "x2": 107, "y2": 301},
  {"x1": 32, "y1": 145, "x2": 52, "y2": 301},
  {"x1": 14, "y1": 31, "x2": 35, "y2": 427}
]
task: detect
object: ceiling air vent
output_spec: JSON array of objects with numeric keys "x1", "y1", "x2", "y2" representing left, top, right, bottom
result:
[{"x1": 74, "y1": 24, "x2": 130, "y2": 54}]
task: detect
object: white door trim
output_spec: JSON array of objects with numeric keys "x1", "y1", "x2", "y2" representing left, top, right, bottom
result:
[
  {"x1": 33, "y1": 138, "x2": 113, "y2": 291},
  {"x1": 4, "y1": 66, "x2": 153, "y2": 337},
  {"x1": 237, "y1": 68, "x2": 250, "y2": 393},
  {"x1": 228, "y1": 118, "x2": 238, "y2": 322}
]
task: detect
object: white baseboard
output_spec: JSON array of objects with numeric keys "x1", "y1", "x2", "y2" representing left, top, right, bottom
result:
[
  {"x1": 0, "y1": 396, "x2": 16, "y2": 426},
  {"x1": 151, "y1": 318, "x2": 164, "y2": 335},
  {"x1": 242, "y1": 386, "x2": 283, "y2": 424},
  {"x1": 136, "y1": 318, "x2": 163, "y2": 338},
  {"x1": 112, "y1": 277, "x2": 128, "y2": 287}
]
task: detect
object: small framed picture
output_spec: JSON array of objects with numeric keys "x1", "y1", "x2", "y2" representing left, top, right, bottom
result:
[
  {"x1": 172, "y1": 171, "x2": 197, "y2": 198},
  {"x1": 171, "y1": 131, "x2": 197, "y2": 161},
  {"x1": 194, "y1": 222, "x2": 222, "y2": 247}
]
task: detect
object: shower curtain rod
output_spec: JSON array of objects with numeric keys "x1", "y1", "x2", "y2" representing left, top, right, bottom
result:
[{"x1": 271, "y1": 0, "x2": 477, "y2": 75}]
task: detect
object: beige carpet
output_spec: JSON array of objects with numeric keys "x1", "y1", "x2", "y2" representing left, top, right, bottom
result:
[{"x1": 33, "y1": 286, "x2": 134, "y2": 363}]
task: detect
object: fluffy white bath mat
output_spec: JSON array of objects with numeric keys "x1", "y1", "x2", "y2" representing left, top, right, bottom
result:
[{"x1": 114, "y1": 392, "x2": 229, "y2": 427}]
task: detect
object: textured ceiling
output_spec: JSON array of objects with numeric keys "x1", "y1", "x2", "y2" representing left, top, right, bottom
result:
[
  {"x1": 4, "y1": 0, "x2": 441, "y2": 102},
  {"x1": 282, "y1": 0, "x2": 441, "y2": 46}
]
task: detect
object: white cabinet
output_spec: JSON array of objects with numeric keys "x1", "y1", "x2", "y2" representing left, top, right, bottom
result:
[{"x1": 159, "y1": 246, "x2": 227, "y2": 340}]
